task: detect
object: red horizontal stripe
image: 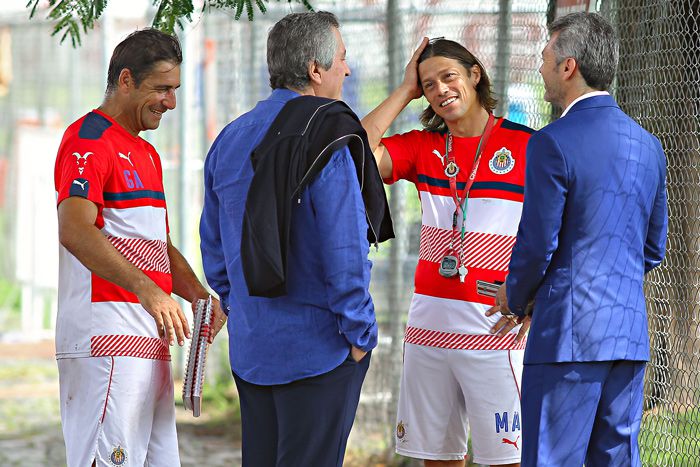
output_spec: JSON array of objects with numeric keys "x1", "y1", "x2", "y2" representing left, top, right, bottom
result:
[
  {"x1": 413, "y1": 259, "x2": 507, "y2": 304},
  {"x1": 405, "y1": 326, "x2": 526, "y2": 350},
  {"x1": 91, "y1": 335, "x2": 171, "y2": 360},
  {"x1": 413, "y1": 182, "x2": 525, "y2": 202},
  {"x1": 414, "y1": 182, "x2": 452, "y2": 197},
  {"x1": 92, "y1": 270, "x2": 172, "y2": 302},
  {"x1": 468, "y1": 189, "x2": 523, "y2": 202}
]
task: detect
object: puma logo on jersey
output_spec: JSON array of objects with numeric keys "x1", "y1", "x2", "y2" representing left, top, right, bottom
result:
[
  {"x1": 72, "y1": 179, "x2": 87, "y2": 189},
  {"x1": 502, "y1": 436, "x2": 519, "y2": 450},
  {"x1": 432, "y1": 149, "x2": 446, "y2": 166},
  {"x1": 119, "y1": 152, "x2": 134, "y2": 167},
  {"x1": 69, "y1": 178, "x2": 90, "y2": 197}
]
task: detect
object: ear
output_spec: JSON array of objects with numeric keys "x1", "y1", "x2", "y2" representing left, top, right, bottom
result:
[
  {"x1": 470, "y1": 64, "x2": 481, "y2": 86},
  {"x1": 308, "y1": 60, "x2": 323, "y2": 87},
  {"x1": 117, "y1": 68, "x2": 135, "y2": 91},
  {"x1": 561, "y1": 57, "x2": 577, "y2": 81}
]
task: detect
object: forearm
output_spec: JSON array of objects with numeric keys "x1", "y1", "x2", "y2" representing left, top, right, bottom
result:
[
  {"x1": 59, "y1": 218, "x2": 160, "y2": 298},
  {"x1": 362, "y1": 38, "x2": 427, "y2": 181},
  {"x1": 58, "y1": 196, "x2": 194, "y2": 344},
  {"x1": 361, "y1": 84, "x2": 416, "y2": 151},
  {"x1": 167, "y1": 238, "x2": 209, "y2": 303}
]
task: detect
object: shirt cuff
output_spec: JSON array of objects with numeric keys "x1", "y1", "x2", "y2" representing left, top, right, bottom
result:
[{"x1": 221, "y1": 299, "x2": 230, "y2": 316}]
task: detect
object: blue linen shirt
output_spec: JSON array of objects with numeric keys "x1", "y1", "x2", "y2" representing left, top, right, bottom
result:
[{"x1": 200, "y1": 88, "x2": 378, "y2": 385}]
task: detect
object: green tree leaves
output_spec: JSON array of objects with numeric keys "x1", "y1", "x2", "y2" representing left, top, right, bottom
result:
[{"x1": 26, "y1": 0, "x2": 315, "y2": 47}]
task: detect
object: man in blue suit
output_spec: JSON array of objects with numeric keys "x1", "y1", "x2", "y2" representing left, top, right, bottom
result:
[{"x1": 487, "y1": 12, "x2": 667, "y2": 466}]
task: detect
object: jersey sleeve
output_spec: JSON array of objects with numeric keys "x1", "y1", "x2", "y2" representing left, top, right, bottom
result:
[
  {"x1": 54, "y1": 135, "x2": 112, "y2": 210},
  {"x1": 380, "y1": 130, "x2": 424, "y2": 184}
]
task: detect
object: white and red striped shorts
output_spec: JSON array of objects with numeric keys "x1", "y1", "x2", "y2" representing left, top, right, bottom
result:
[
  {"x1": 58, "y1": 356, "x2": 179, "y2": 467},
  {"x1": 395, "y1": 343, "x2": 524, "y2": 465}
]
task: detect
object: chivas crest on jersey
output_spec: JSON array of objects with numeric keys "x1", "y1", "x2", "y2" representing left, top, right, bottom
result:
[{"x1": 489, "y1": 147, "x2": 515, "y2": 174}]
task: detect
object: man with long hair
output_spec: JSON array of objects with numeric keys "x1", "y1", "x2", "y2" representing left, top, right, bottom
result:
[{"x1": 363, "y1": 38, "x2": 531, "y2": 467}]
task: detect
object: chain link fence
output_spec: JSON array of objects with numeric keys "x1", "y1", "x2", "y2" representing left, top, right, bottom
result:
[
  {"x1": 601, "y1": 1, "x2": 700, "y2": 465},
  {"x1": 0, "y1": 11, "x2": 105, "y2": 339},
  {"x1": 0, "y1": 0, "x2": 698, "y2": 464}
]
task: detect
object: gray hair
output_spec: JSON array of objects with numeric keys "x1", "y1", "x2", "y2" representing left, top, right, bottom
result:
[
  {"x1": 267, "y1": 11, "x2": 339, "y2": 90},
  {"x1": 549, "y1": 12, "x2": 619, "y2": 91}
]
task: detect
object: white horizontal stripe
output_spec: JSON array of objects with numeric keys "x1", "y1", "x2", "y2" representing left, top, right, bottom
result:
[
  {"x1": 102, "y1": 206, "x2": 167, "y2": 240},
  {"x1": 90, "y1": 301, "x2": 162, "y2": 339},
  {"x1": 419, "y1": 192, "x2": 523, "y2": 236},
  {"x1": 407, "y1": 293, "x2": 520, "y2": 336}
]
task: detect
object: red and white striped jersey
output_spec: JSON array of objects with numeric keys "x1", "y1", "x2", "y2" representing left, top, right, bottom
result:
[
  {"x1": 54, "y1": 110, "x2": 171, "y2": 360},
  {"x1": 382, "y1": 118, "x2": 533, "y2": 350}
]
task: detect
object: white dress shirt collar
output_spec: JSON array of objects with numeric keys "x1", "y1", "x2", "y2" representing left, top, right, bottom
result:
[{"x1": 560, "y1": 91, "x2": 610, "y2": 117}]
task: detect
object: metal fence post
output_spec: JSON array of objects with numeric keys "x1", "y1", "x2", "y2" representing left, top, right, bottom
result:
[
  {"x1": 494, "y1": 0, "x2": 512, "y2": 117},
  {"x1": 384, "y1": 0, "x2": 411, "y2": 462}
]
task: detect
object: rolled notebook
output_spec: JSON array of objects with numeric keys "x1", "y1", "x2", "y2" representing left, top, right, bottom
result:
[{"x1": 183, "y1": 296, "x2": 212, "y2": 417}]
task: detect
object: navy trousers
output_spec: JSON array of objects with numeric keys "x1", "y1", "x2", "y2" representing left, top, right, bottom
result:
[
  {"x1": 233, "y1": 351, "x2": 371, "y2": 467},
  {"x1": 521, "y1": 360, "x2": 646, "y2": 467}
]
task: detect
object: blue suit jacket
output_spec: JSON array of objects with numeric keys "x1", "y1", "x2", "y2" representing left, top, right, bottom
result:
[{"x1": 506, "y1": 95, "x2": 667, "y2": 364}]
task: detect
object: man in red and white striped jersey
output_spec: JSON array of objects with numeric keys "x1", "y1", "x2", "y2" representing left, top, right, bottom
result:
[
  {"x1": 363, "y1": 38, "x2": 532, "y2": 467},
  {"x1": 54, "y1": 29, "x2": 224, "y2": 467}
]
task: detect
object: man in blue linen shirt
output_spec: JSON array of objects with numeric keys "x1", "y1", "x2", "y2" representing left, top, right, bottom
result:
[{"x1": 199, "y1": 11, "x2": 378, "y2": 467}]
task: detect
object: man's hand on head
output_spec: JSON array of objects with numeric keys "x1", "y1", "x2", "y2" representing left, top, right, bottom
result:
[{"x1": 401, "y1": 37, "x2": 429, "y2": 100}]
